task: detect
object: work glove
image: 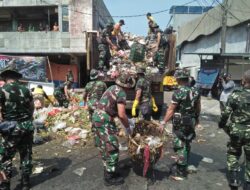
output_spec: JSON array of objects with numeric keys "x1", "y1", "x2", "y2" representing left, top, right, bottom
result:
[
  {"x1": 132, "y1": 99, "x2": 139, "y2": 117},
  {"x1": 152, "y1": 96, "x2": 158, "y2": 112}
]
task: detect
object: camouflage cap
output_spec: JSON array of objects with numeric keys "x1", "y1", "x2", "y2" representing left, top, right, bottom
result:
[
  {"x1": 115, "y1": 74, "x2": 135, "y2": 88},
  {"x1": 0, "y1": 66, "x2": 22, "y2": 79},
  {"x1": 174, "y1": 69, "x2": 189, "y2": 79},
  {"x1": 90, "y1": 69, "x2": 99, "y2": 80}
]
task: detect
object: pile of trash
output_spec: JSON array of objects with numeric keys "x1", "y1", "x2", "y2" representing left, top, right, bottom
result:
[
  {"x1": 104, "y1": 33, "x2": 162, "y2": 80},
  {"x1": 128, "y1": 120, "x2": 164, "y2": 176},
  {"x1": 33, "y1": 105, "x2": 91, "y2": 147}
]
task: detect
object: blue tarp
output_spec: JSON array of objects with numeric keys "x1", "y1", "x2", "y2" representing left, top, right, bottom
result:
[{"x1": 196, "y1": 68, "x2": 219, "y2": 89}]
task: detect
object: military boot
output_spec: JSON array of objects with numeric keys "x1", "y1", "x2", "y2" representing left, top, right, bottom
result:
[
  {"x1": 104, "y1": 170, "x2": 124, "y2": 186},
  {"x1": 170, "y1": 164, "x2": 187, "y2": 179},
  {"x1": 0, "y1": 182, "x2": 10, "y2": 190},
  {"x1": 228, "y1": 171, "x2": 240, "y2": 189},
  {"x1": 21, "y1": 174, "x2": 30, "y2": 190},
  {"x1": 243, "y1": 182, "x2": 250, "y2": 190}
]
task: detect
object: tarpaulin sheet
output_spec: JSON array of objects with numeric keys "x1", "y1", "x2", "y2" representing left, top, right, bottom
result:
[{"x1": 196, "y1": 68, "x2": 219, "y2": 89}]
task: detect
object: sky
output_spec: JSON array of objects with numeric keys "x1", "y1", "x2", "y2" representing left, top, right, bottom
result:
[{"x1": 103, "y1": 0, "x2": 220, "y2": 36}]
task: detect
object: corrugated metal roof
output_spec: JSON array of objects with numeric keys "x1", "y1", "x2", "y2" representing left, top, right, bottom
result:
[{"x1": 177, "y1": 0, "x2": 250, "y2": 46}]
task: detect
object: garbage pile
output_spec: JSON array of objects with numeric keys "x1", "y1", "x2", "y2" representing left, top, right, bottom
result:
[
  {"x1": 105, "y1": 33, "x2": 162, "y2": 80},
  {"x1": 128, "y1": 120, "x2": 164, "y2": 176},
  {"x1": 33, "y1": 101, "x2": 91, "y2": 147}
]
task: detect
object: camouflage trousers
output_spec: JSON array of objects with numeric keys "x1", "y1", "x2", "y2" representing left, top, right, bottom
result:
[
  {"x1": 227, "y1": 124, "x2": 250, "y2": 182},
  {"x1": 173, "y1": 134, "x2": 191, "y2": 168},
  {"x1": 153, "y1": 47, "x2": 165, "y2": 71},
  {"x1": 98, "y1": 44, "x2": 111, "y2": 71},
  {"x1": 0, "y1": 120, "x2": 33, "y2": 182},
  {"x1": 92, "y1": 110, "x2": 119, "y2": 172},
  {"x1": 54, "y1": 91, "x2": 69, "y2": 108}
]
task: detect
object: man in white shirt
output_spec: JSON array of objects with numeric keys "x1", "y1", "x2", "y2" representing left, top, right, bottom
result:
[{"x1": 219, "y1": 73, "x2": 235, "y2": 111}]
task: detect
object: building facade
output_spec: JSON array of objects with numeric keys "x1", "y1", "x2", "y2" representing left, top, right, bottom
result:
[
  {"x1": 177, "y1": 0, "x2": 250, "y2": 80},
  {"x1": 0, "y1": 0, "x2": 112, "y2": 86}
]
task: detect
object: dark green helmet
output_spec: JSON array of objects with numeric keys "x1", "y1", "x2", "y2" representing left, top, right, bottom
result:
[
  {"x1": 90, "y1": 69, "x2": 99, "y2": 80},
  {"x1": 174, "y1": 69, "x2": 189, "y2": 79},
  {"x1": 115, "y1": 74, "x2": 135, "y2": 88}
]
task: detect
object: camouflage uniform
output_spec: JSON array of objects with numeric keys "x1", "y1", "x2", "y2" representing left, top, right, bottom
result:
[
  {"x1": 98, "y1": 27, "x2": 112, "y2": 71},
  {"x1": 219, "y1": 87, "x2": 250, "y2": 186},
  {"x1": 153, "y1": 29, "x2": 167, "y2": 73},
  {"x1": 84, "y1": 80, "x2": 107, "y2": 114},
  {"x1": 171, "y1": 86, "x2": 200, "y2": 170},
  {"x1": 92, "y1": 85, "x2": 126, "y2": 172},
  {"x1": 135, "y1": 76, "x2": 152, "y2": 121},
  {"x1": 0, "y1": 81, "x2": 34, "y2": 187},
  {"x1": 53, "y1": 85, "x2": 69, "y2": 108},
  {"x1": 66, "y1": 71, "x2": 74, "y2": 83}
]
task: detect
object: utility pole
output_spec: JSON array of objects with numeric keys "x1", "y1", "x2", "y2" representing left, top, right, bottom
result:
[{"x1": 221, "y1": 0, "x2": 229, "y2": 54}]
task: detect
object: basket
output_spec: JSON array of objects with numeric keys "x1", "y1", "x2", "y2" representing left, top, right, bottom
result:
[{"x1": 128, "y1": 120, "x2": 164, "y2": 165}]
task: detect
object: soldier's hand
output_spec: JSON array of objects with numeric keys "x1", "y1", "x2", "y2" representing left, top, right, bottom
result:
[{"x1": 157, "y1": 124, "x2": 165, "y2": 134}]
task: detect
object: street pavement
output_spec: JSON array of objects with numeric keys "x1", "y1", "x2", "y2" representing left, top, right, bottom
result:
[{"x1": 11, "y1": 97, "x2": 245, "y2": 190}]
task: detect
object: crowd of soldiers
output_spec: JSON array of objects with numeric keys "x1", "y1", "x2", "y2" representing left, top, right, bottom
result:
[{"x1": 0, "y1": 14, "x2": 249, "y2": 190}]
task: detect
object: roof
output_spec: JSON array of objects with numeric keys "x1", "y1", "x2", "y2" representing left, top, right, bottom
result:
[
  {"x1": 169, "y1": 6, "x2": 213, "y2": 14},
  {"x1": 177, "y1": 0, "x2": 250, "y2": 46}
]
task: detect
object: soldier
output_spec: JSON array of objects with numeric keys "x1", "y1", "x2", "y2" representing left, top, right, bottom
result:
[
  {"x1": 0, "y1": 67, "x2": 34, "y2": 190},
  {"x1": 65, "y1": 69, "x2": 74, "y2": 85},
  {"x1": 92, "y1": 74, "x2": 135, "y2": 186},
  {"x1": 98, "y1": 22, "x2": 117, "y2": 72},
  {"x1": 146, "y1": 22, "x2": 166, "y2": 73},
  {"x1": 53, "y1": 83, "x2": 70, "y2": 108},
  {"x1": 83, "y1": 69, "x2": 107, "y2": 118},
  {"x1": 132, "y1": 68, "x2": 158, "y2": 121},
  {"x1": 160, "y1": 70, "x2": 201, "y2": 178},
  {"x1": 218, "y1": 70, "x2": 250, "y2": 190}
]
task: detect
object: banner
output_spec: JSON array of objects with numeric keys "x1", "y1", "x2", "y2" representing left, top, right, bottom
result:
[{"x1": 0, "y1": 55, "x2": 47, "y2": 81}]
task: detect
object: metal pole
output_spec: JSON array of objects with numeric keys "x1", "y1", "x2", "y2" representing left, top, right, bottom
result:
[{"x1": 221, "y1": 0, "x2": 228, "y2": 54}]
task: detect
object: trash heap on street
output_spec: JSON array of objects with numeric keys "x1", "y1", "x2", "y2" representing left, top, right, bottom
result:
[
  {"x1": 128, "y1": 120, "x2": 164, "y2": 176},
  {"x1": 33, "y1": 93, "x2": 91, "y2": 147}
]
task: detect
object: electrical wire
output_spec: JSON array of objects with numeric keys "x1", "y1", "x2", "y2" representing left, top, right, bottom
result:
[
  {"x1": 186, "y1": 0, "x2": 217, "y2": 41},
  {"x1": 40, "y1": 0, "x2": 198, "y2": 18},
  {"x1": 196, "y1": 0, "x2": 221, "y2": 21},
  {"x1": 214, "y1": 0, "x2": 242, "y2": 22}
]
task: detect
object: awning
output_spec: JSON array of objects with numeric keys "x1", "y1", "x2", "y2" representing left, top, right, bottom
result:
[{"x1": 196, "y1": 68, "x2": 219, "y2": 89}]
